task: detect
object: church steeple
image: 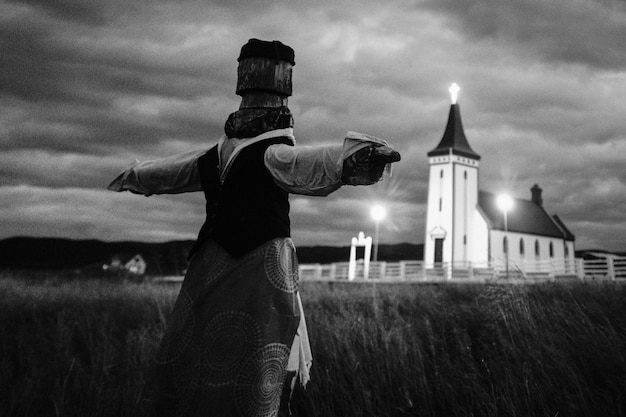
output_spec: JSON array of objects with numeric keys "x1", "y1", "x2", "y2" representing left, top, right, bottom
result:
[
  {"x1": 427, "y1": 84, "x2": 481, "y2": 160},
  {"x1": 424, "y1": 83, "x2": 481, "y2": 268}
]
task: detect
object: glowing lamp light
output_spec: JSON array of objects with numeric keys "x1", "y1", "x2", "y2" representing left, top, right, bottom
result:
[
  {"x1": 496, "y1": 194, "x2": 514, "y2": 213},
  {"x1": 371, "y1": 205, "x2": 386, "y2": 222},
  {"x1": 449, "y1": 83, "x2": 460, "y2": 104}
]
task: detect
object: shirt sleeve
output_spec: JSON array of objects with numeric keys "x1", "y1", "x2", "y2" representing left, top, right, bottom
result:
[
  {"x1": 264, "y1": 143, "x2": 344, "y2": 196},
  {"x1": 264, "y1": 131, "x2": 389, "y2": 196},
  {"x1": 107, "y1": 148, "x2": 206, "y2": 196}
]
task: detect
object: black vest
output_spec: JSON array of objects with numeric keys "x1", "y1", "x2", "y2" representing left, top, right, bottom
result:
[{"x1": 191, "y1": 136, "x2": 292, "y2": 258}]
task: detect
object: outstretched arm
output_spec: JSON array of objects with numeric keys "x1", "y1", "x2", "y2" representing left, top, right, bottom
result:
[
  {"x1": 264, "y1": 131, "x2": 401, "y2": 196},
  {"x1": 107, "y1": 148, "x2": 206, "y2": 196},
  {"x1": 340, "y1": 131, "x2": 401, "y2": 186}
]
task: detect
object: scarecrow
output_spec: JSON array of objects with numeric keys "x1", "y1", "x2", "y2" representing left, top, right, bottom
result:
[{"x1": 108, "y1": 39, "x2": 401, "y2": 417}]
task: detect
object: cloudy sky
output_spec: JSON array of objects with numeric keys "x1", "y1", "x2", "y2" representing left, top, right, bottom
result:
[{"x1": 1, "y1": 0, "x2": 625, "y2": 251}]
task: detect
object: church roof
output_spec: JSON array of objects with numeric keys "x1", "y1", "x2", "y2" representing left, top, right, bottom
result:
[
  {"x1": 478, "y1": 191, "x2": 574, "y2": 240},
  {"x1": 428, "y1": 104, "x2": 481, "y2": 160},
  {"x1": 552, "y1": 214, "x2": 576, "y2": 241}
]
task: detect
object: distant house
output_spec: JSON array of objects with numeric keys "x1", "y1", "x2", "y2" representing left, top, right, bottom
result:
[
  {"x1": 124, "y1": 255, "x2": 147, "y2": 275},
  {"x1": 424, "y1": 86, "x2": 575, "y2": 274},
  {"x1": 103, "y1": 254, "x2": 147, "y2": 275},
  {"x1": 110, "y1": 256, "x2": 122, "y2": 269}
]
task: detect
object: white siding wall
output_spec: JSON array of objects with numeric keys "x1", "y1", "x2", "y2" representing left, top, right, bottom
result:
[
  {"x1": 472, "y1": 209, "x2": 490, "y2": 265},
  {"x1": 424, "y1": 158, "x2": 453, "y2": 266},
  {"x1": 452, "y1": 159, "x2": 479, "y2": 265},
  {"x1": 424, "y1": 155, "x2": 479, "y2": 267},
  {"x1": 489, "y1": 230, "x2": 574, "y2": 273}
]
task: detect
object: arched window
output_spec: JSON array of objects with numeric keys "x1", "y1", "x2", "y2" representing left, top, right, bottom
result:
[
  {"x1": 535, "y1": 240, "x2": 540, "y2": 257},
  {"x1": 549, "y1": 242, "x2": 554, "y2": 258},
  {"x1": 503, "y1": 236, "x2": 508, "y2": 254},
  {"x1": 519, "y1": 239, "x2": 525, "y2": 255},
  {"x1": 464, "y1": 171, "x2": 467, "y2": 179},
  {"x1": 440, "y1": 170, "x2": 444, "y2": 178}
]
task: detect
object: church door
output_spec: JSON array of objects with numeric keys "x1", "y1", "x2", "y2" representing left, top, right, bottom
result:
[{"x1": 434, "y1": 238, "x2": 444, "y2": 264}]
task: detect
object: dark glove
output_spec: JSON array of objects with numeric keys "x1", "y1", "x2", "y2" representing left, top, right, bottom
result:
[{"x1": 341, "y1": 145, "x2": 401, "y2": 185}]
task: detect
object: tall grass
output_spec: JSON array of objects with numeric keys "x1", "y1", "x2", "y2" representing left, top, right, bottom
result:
[
  {"x1": 295, "y1": 282, "x2": 626, "y2": 416},
  {"x1": 0, "y1": 277, "x2": 174, "y2": 417},
  {"x1": 0, "y1": 275, "x2": 624, "y2": 417}
]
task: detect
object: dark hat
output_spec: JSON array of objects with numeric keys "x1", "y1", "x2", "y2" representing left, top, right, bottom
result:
[{"x1": 238, "y1": 38, "x2": 295, "y2": 65}]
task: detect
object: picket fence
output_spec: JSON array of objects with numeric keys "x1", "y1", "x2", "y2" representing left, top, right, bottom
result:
[{"x1": 298, "y1": 256, "x2": 626, "y2": 282}]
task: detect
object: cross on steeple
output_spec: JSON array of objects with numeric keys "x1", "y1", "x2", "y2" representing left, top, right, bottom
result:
[{"x1": 449, "y1": 83, "x2": 460, "y2": 104}]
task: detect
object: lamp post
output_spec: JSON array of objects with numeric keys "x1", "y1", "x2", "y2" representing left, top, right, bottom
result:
[
  {"x1": 370, "y1": 205, "x2": 386, "y2": 262},
  {"x1": 496, "y1": 194, "x2": 514, "y2": 279},
  {"x1": 370, "y1": 205, "x2": 386, "y2": 319}
]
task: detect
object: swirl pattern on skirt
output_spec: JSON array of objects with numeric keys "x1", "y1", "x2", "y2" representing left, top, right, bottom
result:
[
  {"x1": 199, "y1": 311, "x2": 262, "y2": 386},
  {"x1": 173, "y1": 342, "x2": 200, "y2": 417},
  {"x1": 263, "y1": 239, "x2": 298, "y2": 293},
  {"x1": 234, "y1": 343, "x2": 291, "y2": 417},
  {"x1": 186, "y1": 240, "x2": 231, "y2": 287},
  {"x1": 156, "y1": 289, "x2": 195, "y2": 363}
]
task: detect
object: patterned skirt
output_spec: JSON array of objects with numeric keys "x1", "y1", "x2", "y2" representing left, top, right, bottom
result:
[{"x1": 150, "y1": 238, "x2": 310, "y2": 417}]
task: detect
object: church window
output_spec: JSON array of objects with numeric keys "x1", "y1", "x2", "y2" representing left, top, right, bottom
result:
[
  {"x1": 549, "y1": 242, "x2": 554, "y2": 258},
  {"x1": 519, "y1": 239, "x2": 525, "y2": 255},
  {"x1": 440, "y1": 170, "x2": 443, "y2": 178},
  {"x1": 535, "y1": 240, "x2": 540, "y2": 257},
  {"x1": 464, "y1": 171, "x2": 467, "y2": 179},
  {"x1": 503, "y1": 236, "x2": 508, "y2": 254}
]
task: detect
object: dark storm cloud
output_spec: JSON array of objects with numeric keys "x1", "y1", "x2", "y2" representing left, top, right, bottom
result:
[
  {"x1": 0, "y1": 99, "x2": 224, "y2": 155},
  {"x1": 420, "y1": 0, "x2": 626, "y2": 69},
  {"x1": 0, "y1": 150, "x2": 124, "y2": 188},
  {"x1": 7, "y1": 0, "x2": 109, "y2": 25},
  {"x1": 0, "y1": 0, "x2": 238, "y2": 148},
  {"x1": 0, "y1": 21, "x2": 73, "y2": 102},
  {"x1": 0, "y1": 185, "x2": 206, "y2": 241}
]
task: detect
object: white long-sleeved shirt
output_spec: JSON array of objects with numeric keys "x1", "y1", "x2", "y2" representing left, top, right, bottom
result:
[{"x1": 107, "y1": 129, "x2": 388, "y2": 196}]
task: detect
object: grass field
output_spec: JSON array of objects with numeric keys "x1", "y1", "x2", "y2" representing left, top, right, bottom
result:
[{"x1": 0, "y1": 274, "x2": 624, "y2": 417}]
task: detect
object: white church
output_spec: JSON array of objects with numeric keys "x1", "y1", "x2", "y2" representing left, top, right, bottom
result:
[{"x1": 423, "y1": 84, "x2": 576, "y2": 275}]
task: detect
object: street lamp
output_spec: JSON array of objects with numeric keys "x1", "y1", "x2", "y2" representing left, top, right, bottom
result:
[
  {"x1": 370, "y1": 205, "x2": 386, "y2": 262},
  {"x1": 496, "y1": 194, "x2": 514, "y2": 279}
]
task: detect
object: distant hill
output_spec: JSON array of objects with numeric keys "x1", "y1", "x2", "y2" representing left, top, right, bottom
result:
[
  {"x1": 295, "y1": 242, "x2": 423, "y2": 264},
  {"x1": 0, "y1": 237, "x2": 423, "y2": 276},
  {"x1": 0, "y1": 237, "x2": 193, "y2": 276},
  {"x1": 575, "y1": 249, "x2": 626, "y2": 259}
]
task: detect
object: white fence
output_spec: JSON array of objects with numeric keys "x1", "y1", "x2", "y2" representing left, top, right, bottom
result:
[
  {"x1": 298, "y1": 256, "x2": 626, "y2": 282},
  {"x1": 580, "y1": 256, "x2": 626, "y2": 281}
]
